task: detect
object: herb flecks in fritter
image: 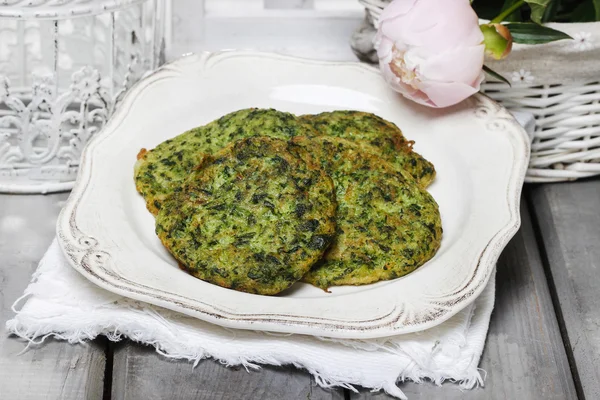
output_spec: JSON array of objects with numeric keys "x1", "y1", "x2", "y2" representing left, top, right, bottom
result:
[
  {"x1": 293, "y1": 136, "x2": 442, "y2": 290},
  {"x1": 155, "y1": 136, "x2": 337, "y2": 295},
  {"x1": 135, "y1": 108, "x2": 317, "y2": 214},
  {"x1": 300, "y1": 110, "x2": 436, "y2": 187}
]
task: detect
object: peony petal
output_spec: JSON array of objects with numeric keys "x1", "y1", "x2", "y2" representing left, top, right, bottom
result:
[
  {"x1": 379, "y1": 15, "x2": 411, "y2": 46},
  {"x1": 376, "y1": 0, "x2": 484, "y2": 108},
  {"x1": 418, "y1": 80, "x2": 480, "y2": 108},
  {"x1": 403, "y1": 89, "x2": 435, "y2": 107},
  {"x1": 379, "y1": 0, "x2": 418, "y2": 21},
  {"x1": 375, "y1": 35, "x2": 394, "y2": 62},
  {"x1": 417, "y1": 44, "x2": 484, "y2": 85},
  {"x1": 379, "y1": 60, "x2": 436, "y2": 107},
  {"x1": 474, "y1": 71, "x2": 485, "y2": 87},
  {"x1": 380, "y1": 61, "x2": 405, "y2": 92},
  {"x1": 397, "y1": 0, "x2": 482, "y2": 51},
  {"x1": 379, "y1": 59, "x2": 429, "y2": 100}
]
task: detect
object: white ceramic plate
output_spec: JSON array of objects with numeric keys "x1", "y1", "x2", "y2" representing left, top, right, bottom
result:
[{"x1": 57, "y1": 51, "x2": 529, "y2": 339}]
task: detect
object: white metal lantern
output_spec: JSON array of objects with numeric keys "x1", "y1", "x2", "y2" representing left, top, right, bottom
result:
[{"x1": 0, "y1": 0, "x2": 166, "y2": 193}]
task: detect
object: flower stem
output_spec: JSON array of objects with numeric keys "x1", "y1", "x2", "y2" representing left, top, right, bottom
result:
[{"x1": 490, "y1": 0, "x2": 526, "y2": 23}]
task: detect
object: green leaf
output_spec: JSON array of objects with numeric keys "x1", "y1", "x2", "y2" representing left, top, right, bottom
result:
[
  {"x1": 506, "y1": 22, "x2": 573, "y2": 44},
  {"x1": 595, "y1": 0, "x2": 600, "y2": 19},
  {"x1": 525, "y1": 0, "x2": 552, "y2": 23},
  {"x1": 483, "y1": 65, "x2": 511, "y2": 86},
  {"x1": 501, "y1": 0, "x2": 524, "y2": 21},
  {"x1": 568, "y1": 0, "x2": 596, "y2": 22},
  {"x1": 541, "y1": 0, "x2": 560, "y2": 22},
  {"x1": 491, "y1": 0, "x2": 526, "y2": 22}
]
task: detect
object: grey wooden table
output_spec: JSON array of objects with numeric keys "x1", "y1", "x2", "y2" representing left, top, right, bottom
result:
[{"x1": 1, "y1": 180, "x2": 598, "y2": 400}]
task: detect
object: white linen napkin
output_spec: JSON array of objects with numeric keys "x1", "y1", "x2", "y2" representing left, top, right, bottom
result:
[
  {"x1": 5, "y1": 112, "x2": 535, "y2": 400},
  {"x1": 7, "y1": 240, "x2": 494, "y2": 399}
]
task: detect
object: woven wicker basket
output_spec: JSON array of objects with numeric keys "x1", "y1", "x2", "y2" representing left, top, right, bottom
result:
[{"x1": 354, "y1": 0, "x2": 600, "y2": 182}]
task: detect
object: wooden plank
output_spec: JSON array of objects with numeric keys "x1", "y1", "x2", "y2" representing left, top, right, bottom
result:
[
  {"x1": 0, "y1": 193, "x2": 106, "y2": 400},
  {"x1": 352, "y1": 201, "x2": 577, "y2": 399},
  {"x1": 112, "y1": 341, "x2": 345, "y2": 400},
  {"x1": 530, "y1": 179, "x2": 600, "y2": 400}
]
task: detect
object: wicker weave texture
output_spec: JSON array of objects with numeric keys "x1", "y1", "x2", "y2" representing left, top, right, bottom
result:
[{"x1": 482, "y1": 81, "x2": 600, "y2": 182}]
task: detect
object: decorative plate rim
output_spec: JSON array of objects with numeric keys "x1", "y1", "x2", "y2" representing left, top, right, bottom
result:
[{"x1": 56, "y1": 50, "x2": 530, "y2": 339}]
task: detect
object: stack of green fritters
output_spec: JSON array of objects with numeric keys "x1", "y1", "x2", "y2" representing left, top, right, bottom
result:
[{"x1": 135, "y1": 108, "x2": 442, "y2": 295}]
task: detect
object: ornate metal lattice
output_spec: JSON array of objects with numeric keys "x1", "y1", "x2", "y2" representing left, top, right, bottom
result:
[{"x1": 0, "y1": 0, "x2": 166, "y2": 193}]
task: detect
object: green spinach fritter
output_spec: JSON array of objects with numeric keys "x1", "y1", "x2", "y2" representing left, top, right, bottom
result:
[
  {"x1": 135, "y1": 108, "x2": 317, "y2": 215},
  {"x1": 292, "y1": 136, "x2": 442, "y2": 290},
  {"x1": 155, "y1": 136, "x2": 337, "y2": 295},
  {"x1": 300, "y1": 110, "x2": 436, "y2": 187}
]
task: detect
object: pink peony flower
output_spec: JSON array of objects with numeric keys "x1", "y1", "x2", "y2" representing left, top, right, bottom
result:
[{"x1": 375, "y1": 0, "x2": 485, "y2": 108}]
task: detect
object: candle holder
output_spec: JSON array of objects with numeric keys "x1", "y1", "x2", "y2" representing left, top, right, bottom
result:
[{"x1": 0, "y1": 0, "x2": 166, "y2": 193}]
